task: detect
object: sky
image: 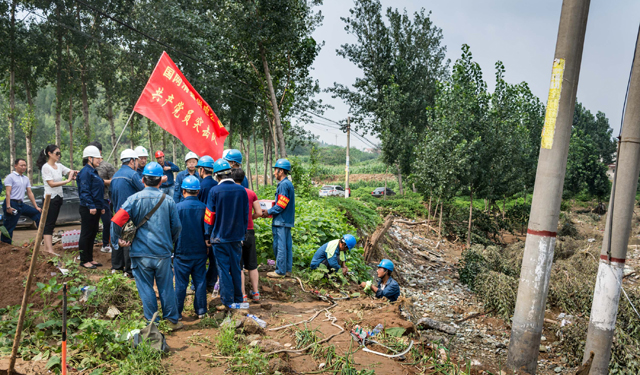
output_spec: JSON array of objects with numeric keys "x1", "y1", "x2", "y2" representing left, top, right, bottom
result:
[{"x1": 304, "y1": 0, "x2": 640, "y2": 150}]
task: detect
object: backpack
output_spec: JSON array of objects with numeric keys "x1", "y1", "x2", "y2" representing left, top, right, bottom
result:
[{"x1": 132, "y1": 312, "x2": 169, "y2": 353}]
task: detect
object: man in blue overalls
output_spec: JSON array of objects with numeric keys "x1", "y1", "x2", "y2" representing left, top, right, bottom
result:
[
  {"x1": 360, "y1": 259, "x2": 400, "y2": 302},
  {"x1": 310, "y1": 234, "x2": 357, "y2": 275},
  {"x1": 264, "y1": 159, "x2": 295, "y2": 278},
  {"x1": 223, "y1": 149, "x2": 249, "y2": 188},
  {"x1": 174, "y1": 175, "x2": 208, "y2": 319},
  {"x1": 196, "y1": 155, "x2": 218, "y2": 291},
  {"x1": 173, "y1": 152, "x2": 200, "y2": 204},
  {"x1": 154, "y1": 150, "x2": 179, "y2": 195},
  {"x1": 204, "y1": 159, "x2": 249, "y2": 310}
]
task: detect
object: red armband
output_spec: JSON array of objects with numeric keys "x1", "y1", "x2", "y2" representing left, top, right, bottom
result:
[
  {"x1": 112, "y1": 209, "x2": 130, "y2": 227},
  {"x1": 204, "y1": 208, "x2": 215, "y2": 225},
  {"x1": 276, "y1": 194, "x2": 290, "y2": 209}
]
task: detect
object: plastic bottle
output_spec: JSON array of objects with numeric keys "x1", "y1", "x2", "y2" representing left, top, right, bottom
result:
[
  {"x1": 370, "y1": 323, "x2": 383, "y2": 336},
  {"x1": 229, "y1": 302, "x2": 250, "y2": 309},
  {"x1": 247, "y1": 314, "x2": 267, "y2": 328}
]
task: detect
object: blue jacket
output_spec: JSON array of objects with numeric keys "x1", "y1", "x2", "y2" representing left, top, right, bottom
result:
[
  {"x1": 204, "y1": 180, "x2": 248, "y2": 243},
  {"x1": 268, "y1": 178, "x2": 295, "y2": 227},
  {"x1": 241, "y1": 176, "x2": 249, "y2": 188},
  {"x1": 175, "y1": 196, "x2": 207, "y2": 260},
  {"x1": 77, "y1": 164, "x2": 106, "y2": 210},
  {"x1": 111, "y1": 187, "x2": 181, "y2": 258},
  {"x1": 310, "y1": 240, "x2": 344, "y2": 271},
  {"x1": 198, "y1": 176, "x2": 217, "y2": 203},
  {"x1": 136, "y1": 167, "x2": 144, "y2": 180},
  {"x1": 160, "y1": 161, "x2": 179, "y2": 187},
  {"x1": 376, "y1": 277, "x2": 400, "y2": 302},
  {"x1": 173, "y1": 170, "x2": 201, "y2": 203},
  {"x1": 110, "y1": 165, "x2": 145, "y2": 212}
]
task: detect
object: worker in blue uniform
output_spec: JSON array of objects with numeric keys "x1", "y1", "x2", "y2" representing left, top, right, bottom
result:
[
  {"x1": 310, "y1": 234, "x2": 357, "y2": 275},
  {"x1": 174, "y1": 175, "x2": 208, "y2": 319},
  {"x1": 111, "y1": 162, "x2": 183, "y2": 330},
  {"x1": 173, "y1": 152, "x2": 201, "y2": 203},
  {"x1": 223, "y1": 149, "x2": 249, "y2": 188},
  {"x1": 360, "y1": 259, "x2": 400, "y2": 302},
  {"x1": 110, "y1": 149, "x2": 145, "y2": 277},
  {"x1": 154, "y1": 150, "x2": 179, "y2": 195},
  {"x1": 263, "y1": 159, "x2": 295, "y2": 278},
  {"x1": 204, "y1": 159, "x2": 249, "y2": 309},
  {"x1": 195, "y1": 155, "x2": 218, "y2": 291},
  {"x1": 134, "y1": 146, "x2": 149, "y2": 180}
]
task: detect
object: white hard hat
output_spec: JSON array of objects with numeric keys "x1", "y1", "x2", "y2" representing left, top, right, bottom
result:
[
  {"x1": 82, "y1": 145, "x2": 101, "y2": 159},
  {"x1": 120, "y1": 149, "x2": 138, "y2": 161},
  {"x1": 185, "y1": 151, "x2": 199, "y2": 162},
  {"x1": 134, "y1": 146, "x2": 149, "y2": 157}
]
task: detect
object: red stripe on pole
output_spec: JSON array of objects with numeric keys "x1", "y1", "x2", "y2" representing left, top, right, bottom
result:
[
  {"x1": 600, "y1": 255, "x2": 626, "y2": 264},
  {"x1": 526, "y1": 228, "x2": 557, "y2": 237}
]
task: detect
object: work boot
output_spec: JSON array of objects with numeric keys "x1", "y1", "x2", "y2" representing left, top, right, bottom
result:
[
  {"x1": 166, "y1": 320, "x2": 184, "y2": 332},
  {"x1": 267, "y1": 271, "x2": 285, "y2": 279}
]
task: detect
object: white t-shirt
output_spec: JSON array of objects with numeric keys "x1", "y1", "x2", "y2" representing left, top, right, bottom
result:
[{"x1": 41, "y1": 163, "x2": 71, "y2": 199}]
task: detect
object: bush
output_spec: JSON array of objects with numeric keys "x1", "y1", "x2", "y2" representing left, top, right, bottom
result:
[{"x1": 474, "y1": 271, "x2": 518, "y2": 319}]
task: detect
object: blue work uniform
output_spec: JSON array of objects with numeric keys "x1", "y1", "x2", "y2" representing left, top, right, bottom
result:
[
  {"x1": 174, "y1": 196, "x2": 208, "y2": 316},
  {"x1": 109, "y1": 164, "x2": 145, "y2": 273},
  {"x1": 159, "y1": 161, "x2": 179, "y2": 193},
  {"x1": 77, "y1": 164, "x2": 107, "y2": 211},
  {"x1": 136, "y1": 167, "x2": 144, "y2": 181},
  {"x1": 198, "y1": 176, "x2": 217, "y2": 203},
  {"x1": 267, "y1": 177, "x2": 295, "y2": 275},
  {"x1": 375, "y1": 277, "x2": 400, "y2": 302},
  {"x1": 111, "y1": 187, "x2": 182, "y2": 323},
  {"x1": 310, "y1": 239, "x2": 345, "y2": 272},
  {"x1": 173, "y1": 170, "x2": 201, "y2": 203},
  {"x1": 241, "y1": 176, "x2": 249, "y2": 188},
  {"x1": 205, "y1": 179, "x2": 249, "y2": 307}
]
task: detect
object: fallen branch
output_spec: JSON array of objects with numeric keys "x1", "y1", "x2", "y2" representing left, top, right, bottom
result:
[
  {"x1": 364, "y1": 214, "x2": 394, "y2": 262},
  {"x1": 454, "y1": 309, "x2": 495, "y2": 324},
  {"x1": 267, "y1": 310, "x2": 344, "y2": 355},
  {"x1": 416, "y1": 317, "x2": 456, "y2": 335},
  {"x1": 395, "y1": 220, "x2": 441, "y2": 236}
]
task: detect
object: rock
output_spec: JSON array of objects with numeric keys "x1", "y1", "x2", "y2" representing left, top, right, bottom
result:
[
  {"x1": 541, "y1": 335, "x2": 547, "y2": 341},
  {"x1": 244, "y1": 318, "x2": 264, "y2": 335},
  {"x1": 269, "y1": 358, "x2": 290, "y2": 373},
  {"x1": 416, "y1": 317, "x2": 456, "y2": 335},
  {"x1": 249, "y1": 340, "x2": 260, "y2": 347},
  {"x1": 260, "y1": 339, "x2": 283, "y2": 352},
  {"x1": 624, "y1": 265, "x2": 635, "y2": 277},
  {"x1": 554, "y1": 366, "x2": 563, "y2": 373},
  {"x1": 539, "y1": 345, "x2": 547, "y2": 353},
  {"x1": 221, "y1": 317, "x2": 243, "y2": 329},
  {"x1": 471, "y1": 359, "x2": 481, "y2": 366},
  {"x1": 284, "y1": 343, "x2": 292, "y2": 347},
  {"x1": 106, "y1": 305, "x2": 121, "y2": 319},
  {"x1": 260, "y1": 303, "x2": 273, "y2": 310},
  {"x1": 262, "y1": 286, "x2": 273, "y2": 293},
  {"x1": 245, "y1": 334, "x2": 261, "y2": 342}
]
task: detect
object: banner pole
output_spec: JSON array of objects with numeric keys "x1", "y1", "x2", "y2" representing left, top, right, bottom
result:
[{"x1": 107, "y1": 110, "x2": 135, "y2": 162}]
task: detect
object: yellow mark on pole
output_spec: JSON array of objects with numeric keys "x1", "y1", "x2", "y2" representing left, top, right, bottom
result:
[{"x1": 541, "y1": 58, "x2": 566, "y2": 149}]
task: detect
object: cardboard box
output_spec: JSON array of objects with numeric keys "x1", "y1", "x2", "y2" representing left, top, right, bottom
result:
[{"x1": 258, "y1": 200, "x2": 275, "y2": 218}]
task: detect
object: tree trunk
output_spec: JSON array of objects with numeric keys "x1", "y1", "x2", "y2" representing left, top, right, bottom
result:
[
  {"x1": 80, "y1": 70, "x2": 90, "y2": 142},
  {"x1": 263, "y1": 135, "x2": 269, "y2": 186},
  {"x1": 129, "y1": 116, "x2": 135, "y2": 149},
  {"x1": 268, "y1": 135, "x2": 274, "y2": 185},
  {"x1": 397, "y1": 165, "x2": 404, "y2": 195},
  {"x1": 68, "y1": 95, "x2": 74, "y2": 169},
  {"x1": 106, "y1": 89, "x2": 117, "y2": 165},
  {"x1": 253, "y1": 132, "x2": 259, "y2": 188},
  {"x1": 439, "y1": 200, "x2": 443, "y2": 241},
  {"x1": 428, "y1": 194, "x2": 432, "y2": 222},
  {"x1": 412, "y1": 183, "x2": 416, "y2": 193},
  {"x1": 162, "y1": 130, "x2": 166, "y2": 155},
  {"x1": 147, "y1": 119, "x2": 154, "y2": 154},
  {"x1": 55, "y1": 5, "x2": 63, "y2": 146},
  {"x1": 484, "y1": 199, "x2": 488, "y2": 212},
  {"x1": 269, "y1": 118, "x2": 279, "y2": 160},
  {"x1": 240, "y1": 133, "x2": 253, "y2": 190},
  {"x1": 467, "y1": 189, "x2": 473, "y2": 249},
  {"x1": 24, "y1": 83, "x2": 35, "y2": 184},
  {"x1": 260, "y1": 46, "x2": 286, "y2": 157},
  {"x1": 8, "y1": 0, "x2": 17, "y2": 168},
  {"x1": 384, "y1": 177, "x2": 388, "y2": 201},
  {"x1": 172, "y1": 136, "x2": 176, "y2": 163},
  {"x1": 502, "y1": 196, "x2": 506, "y2": 219}
]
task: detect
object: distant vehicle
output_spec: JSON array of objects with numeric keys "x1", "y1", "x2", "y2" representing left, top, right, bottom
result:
[
  {"x1": 0, "y1": 186, "x2": 82, "y2": 229},
  {"x1": 319, "y1": 185, "x2": 346, "y2": 197},
  {"x1": 371, "y1": 187, "x2": 395, "y2": 198}
]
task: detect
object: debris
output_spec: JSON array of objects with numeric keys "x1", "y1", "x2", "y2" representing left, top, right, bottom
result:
[
  {"x1": 539, "y1": 345, "x2": 548, "y2": 353},
  {"x1": 318, "y1": 363, "x2": 325, "y2": 369},
  {"x1": 260, "y1": 303, "x2": 272, "y2": 310},
  {"x1": 249, "y1": 340, "x2": 260, "y2": 347},
  {"x1": 364, "y1": 214, "x2": 394, "y2": 261},
  {"x1": 554, "y1": 366, "x2": 563, "y2": 373},
  {"x1": 247, "y1": 314, "x2": 267, "y2": 328},
  {"x1": 587, "y1": 238, "x2": 595, "y2": 243},
  {"x1": 416, "y1": 317, "x2": 456, "y2": 335},
  {"x1": 624, "y1": 265, "x2": 635, "y2": 277},
  {"x1": 106, "y1": 306, "x2": 121, "y2": 319}
]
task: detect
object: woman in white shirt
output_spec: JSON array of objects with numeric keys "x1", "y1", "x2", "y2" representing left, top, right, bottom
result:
[{"x1": 37, "y1": 144, "x2": 76, "y2": 255}]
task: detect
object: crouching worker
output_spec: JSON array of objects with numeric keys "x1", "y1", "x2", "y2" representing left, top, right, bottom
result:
[
  {"x1": 174, "y1": 176, "x2": 208, "y2": 319},
  {"x1": 310, "y1": 234, "x2": 357, "y2": 276},
  {"x1": 360, "y1": 259, "x2": 400, "y2": 302}
]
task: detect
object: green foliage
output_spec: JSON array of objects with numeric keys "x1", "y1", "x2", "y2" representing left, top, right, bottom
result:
[
  {"x1": 114, "y1": 342, "x2": 166, "y2": 375},
  {"x1": 216, "y1": 321, "x2": 240, "y2": 356},
  {"x1": 457, "y1": 248, "x2": 487, "y2": 290},
  {"x1": 322, "y1": 196, "x2": 381, "y2": 233},
  {"x1": 474, "y1": 271, "x2": 518, "y2": 319},
  {"x1": 564, "y1": 127, "x2": 611, "y2": 200}
]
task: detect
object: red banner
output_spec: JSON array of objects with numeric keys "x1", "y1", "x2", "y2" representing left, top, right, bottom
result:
[{"x1": 134, "y1": 52, "x2": 229, "y2": 159}]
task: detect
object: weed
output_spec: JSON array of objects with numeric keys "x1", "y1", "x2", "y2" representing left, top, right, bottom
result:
[
  {"x1": 228, "y1": 346, "x2": 270, "y2": 374},
  {"x1": 216, "y1": 321, "x2": 239, "y2": 356},
  {"x1": 198, "y1": 315, "x2": 221, "y2": 329},
  {"x1": 114, "y1": 342, "x2": 165, "y2": 375},
  {"x1": 294, "y1": 324, "x2": 320, "y2": 349}
]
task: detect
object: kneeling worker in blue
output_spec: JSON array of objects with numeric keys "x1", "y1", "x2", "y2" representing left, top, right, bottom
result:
[
  {"x1": 359, "y1": 259, "x2": 400, "y2": 302},
  {"x1": 309, "y1": 234, "x2": 357, "y2": 276},
  {"x1": 174, "y1": 175, "x2": 208, "y2": 319}
]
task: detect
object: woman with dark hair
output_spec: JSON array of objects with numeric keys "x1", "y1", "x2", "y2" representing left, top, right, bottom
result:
[
  {"x1": 37, "y1": 144, "x2": 76, "y2": 255},
  {"x1": 76, "y1": 145, "x2": 105, "y2": 269}
]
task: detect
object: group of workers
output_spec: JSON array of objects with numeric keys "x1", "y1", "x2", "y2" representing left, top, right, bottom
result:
[{"x1": 3, "y1": 143, "x2": 400, "y2": 331}]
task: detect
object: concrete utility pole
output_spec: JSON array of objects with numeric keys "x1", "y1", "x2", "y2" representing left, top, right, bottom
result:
[
  {"x1": 345, "y1": 117, "x2": 350, "y2": 198},
  {"x1": 507, "y1": 0, "x2": 590, "y2": 373},
  {"x1": 583, "y1": 32, "x2": 640, "y2": 374}
]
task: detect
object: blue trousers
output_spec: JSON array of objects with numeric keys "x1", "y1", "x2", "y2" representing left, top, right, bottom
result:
[
  {"x1": 2, "y1": 200, "x2": 41, "y2": 244},
  {"x1": 174, "y1": 256, "x2": 207, "y2": 316},
  {"x1": 272, "y1": 226, "x2": 292, "y2": 275},
  {"x1": 206, "y1": 247, "x2": 218, "y2": 287},
  {"x1": 131, "y1": 257, "x2": 179, "y2": 323},
  {"x1": 160, "y1": 185, "x2": 173, "y2": 196},
  {"x1": 213, "y1": 242, "x2": 243, "y2": 307}
]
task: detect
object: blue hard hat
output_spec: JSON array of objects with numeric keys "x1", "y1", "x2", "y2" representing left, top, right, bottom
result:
[
  {"x1": 223, "y1": 149, "x2": 243, "y2": 165},
  {"x1": 342, "y1": 234, "x2": 357, "y2": 250},
  {"x1": 273, "y1": 159, "x2": 291, "y2": 171},
  {"x1": 181, "y1": 175, "x2": 201, "y2": 190},
  {"x1": 197, "y1": 155, "x2": 214, "y2": 168},
  {"x1": 143, "y1": 162, "x2": 164, "y2": 177},
  {"x1": 377, "y1": 259, "x2": 395, "y2": 272},
  {"x1": 213, "y1": 158, "x2": 232, "y2": 173}
]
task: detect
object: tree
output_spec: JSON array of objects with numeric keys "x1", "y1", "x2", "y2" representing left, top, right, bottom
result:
[
  {"x1": 330, "y1": 0, "x2": 449, "y2": 178},
  {"x1": 564, "y1": 128, "x2": 610, "y2": 201},
  {"x1": 573, "y1": 102, "x2": 617, "y2": 164}
]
